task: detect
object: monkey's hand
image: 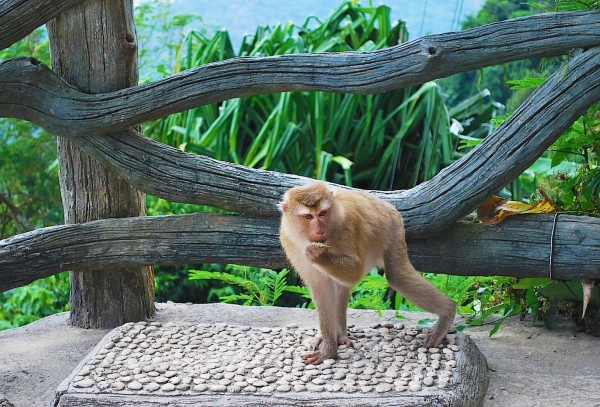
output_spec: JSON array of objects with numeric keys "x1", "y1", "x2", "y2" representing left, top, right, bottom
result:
[{"x1": 304, "y1": 242, "x2": 328, "y2": 262}]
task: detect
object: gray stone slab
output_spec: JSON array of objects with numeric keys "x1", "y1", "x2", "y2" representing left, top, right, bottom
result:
[{"x1": 53, "y1": 316, "x2": 488, "y2": 406}]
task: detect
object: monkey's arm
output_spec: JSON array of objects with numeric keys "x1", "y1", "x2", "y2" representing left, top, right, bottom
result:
[{"x1": 304, "y1": 243, "x2": 364, "y2": 286}]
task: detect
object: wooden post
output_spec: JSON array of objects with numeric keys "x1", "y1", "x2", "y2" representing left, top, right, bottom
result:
[{"x1": 46, "y1": 0, "x2": 154, "y2": 328}]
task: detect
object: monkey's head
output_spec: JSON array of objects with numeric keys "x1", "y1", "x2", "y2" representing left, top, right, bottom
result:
[{"x1": 278, "y1": 182, "x2": 334, "y2": 244}]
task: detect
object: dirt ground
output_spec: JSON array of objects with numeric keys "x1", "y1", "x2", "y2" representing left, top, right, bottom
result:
[{"x1": 0, "y1": 302, "x2": 598, "y2": 407}]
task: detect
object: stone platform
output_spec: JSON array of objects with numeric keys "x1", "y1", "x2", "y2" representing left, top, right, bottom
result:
[{"x1": 53, "y1": 308, "x2": 488, "y2": 407}]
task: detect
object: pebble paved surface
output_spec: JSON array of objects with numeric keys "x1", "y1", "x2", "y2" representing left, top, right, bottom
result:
[{"x1": 71, "y1": 321, "x2": 459, "y2": 395}]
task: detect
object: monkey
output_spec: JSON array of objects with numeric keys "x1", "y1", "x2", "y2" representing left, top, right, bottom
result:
[{"x1": 278, "y1": 181, "x2": 456, "y2": 365}]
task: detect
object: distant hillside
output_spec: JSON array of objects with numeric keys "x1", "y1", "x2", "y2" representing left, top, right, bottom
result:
[{"x1": 172, "y1": 0, "x2": 485, "y2": 47}]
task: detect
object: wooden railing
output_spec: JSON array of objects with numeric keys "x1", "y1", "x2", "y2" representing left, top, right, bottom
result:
[{"x1": 1, "y1": 2, "x2": 599, "y2": 324}]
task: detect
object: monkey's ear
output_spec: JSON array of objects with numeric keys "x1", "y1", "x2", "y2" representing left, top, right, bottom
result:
[{"x1": 277, "y1": 201, "x2": 288, "y2": 213}]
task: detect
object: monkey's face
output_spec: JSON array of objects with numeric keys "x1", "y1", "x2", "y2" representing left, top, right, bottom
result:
[
  {"x1": 278, "y1": 182, "x2": 335, "y2": 245},
  {"x1": 297, "y1": 204, "x2": 331, "y2": 244}
]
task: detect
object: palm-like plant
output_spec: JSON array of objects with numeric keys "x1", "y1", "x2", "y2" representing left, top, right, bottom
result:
[{"x1": 143, "y1": 2, "x2": 479, "y2": 191}]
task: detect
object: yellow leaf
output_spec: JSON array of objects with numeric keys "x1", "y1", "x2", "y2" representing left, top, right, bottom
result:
[{"x1": 477, "y1": 190, "x2": 559, "y2": 225}]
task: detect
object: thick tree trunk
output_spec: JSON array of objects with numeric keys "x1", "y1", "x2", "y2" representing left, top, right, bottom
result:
[{"x1": 46, "y1": 0, "x2": 154, "y2": 328}]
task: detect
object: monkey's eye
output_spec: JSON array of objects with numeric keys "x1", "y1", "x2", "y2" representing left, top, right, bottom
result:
[
  {"x1": 303, "y1": 214, "x2": 313, "y2": 220},
  {"x1": 318, "y1": 211, "x2": 327, "y2": 217}
]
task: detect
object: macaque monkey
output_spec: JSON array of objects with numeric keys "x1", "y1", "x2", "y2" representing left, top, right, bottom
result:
[{"x1": 278, "y1": 181, "x2": 456, "y2": 365}]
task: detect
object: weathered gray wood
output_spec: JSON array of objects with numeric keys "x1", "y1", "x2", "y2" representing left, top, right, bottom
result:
[
  {"x1": 449, "y1": 334, "x2": 489, "y2": 407},
  {"x1": 57, "y1": 46, "x2": 600, "y2": 238},
  {"x1": 0, "y1": 214, "x2": 285, "y2": 292},
  {"x1": 1, "y1": 11, "x2": 600, "y2": 137},
  {"x1": 2, "y1": 213, "x2": 599, "y2": 292},
  {"x1": 0, "y1": 0, "x2": 86, "y2": 50},
  {"x1": 408, "y1": 214, "x2": 600, "y2": 279},
  {"x1": 46, "y1": 0, "x2": 154, "y2": 328}
]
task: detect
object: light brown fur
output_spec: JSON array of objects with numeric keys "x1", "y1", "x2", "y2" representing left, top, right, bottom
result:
[{"x1": 279, "y1": 181, "x2": 456, "y2": 364}]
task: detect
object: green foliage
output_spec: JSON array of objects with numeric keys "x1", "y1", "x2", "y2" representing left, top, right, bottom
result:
[
  {"x1": 542, "y1": 104, "x2": 600, "y2": 214},
  {"x1": 448, "y1": 1, "x2": 600, "y2": 335},
  {"x1": 506, "y1": 77, "x2": 547, "y2": 90},
  {"x1": 528, "y1": 0, "x2": 600, "y2": 11},
  {"x1": 189, "y1": 266, "x2": 308, "y2": 306},
  {"x1": 0, "y1": 28, "x2": 50, "y2": 64},
  {"x1": 0, "y1": 273, "x2": 70, "y2": 329},
  {"x1": 451, "y1": 89, "x2": 505, "y2": 150},
  {"x1": 442, "y1": 0, "x2": 562, "y2": 110},
  {"x1": 142, "y1": 2, "x2": 464, "y2": 191},
  {"x1": 349, "y1": 274, "x2": 391, "y2": 311},
  {"x1": 190, "y1": 266, "x2": 564, "y2": 338},
  {"x1": 134, "y1": 0, "x2": 205, "y2": 83},
  {"x1": 0, "y1": 29, "x2": 60, "y2": 239},
  {"x1": 0, "y1": 30, "x2": 68, "y2": 330},
  {"x1": 0, "y1": 120, "x2": 62, "y2": 237}
]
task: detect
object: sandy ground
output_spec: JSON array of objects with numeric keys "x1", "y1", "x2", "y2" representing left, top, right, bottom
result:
[{"x1": 0, "y1": 302, "x2": 599, "y2": 407}]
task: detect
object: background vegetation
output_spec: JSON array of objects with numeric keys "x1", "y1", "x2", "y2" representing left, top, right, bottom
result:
[{"x1": 0, "y1": 0, "x2": 598, "y2": 335}]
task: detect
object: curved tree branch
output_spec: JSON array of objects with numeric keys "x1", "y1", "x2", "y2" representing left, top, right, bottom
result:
[
  {"x1": 1, "y1": 11, "x2": 600, "y2": 137},
  {"x1": 0, "y1": 0, "x2": 86, "y2": 50},
  {"x1": 1, "y1": 12, "x2": 599, "y2": 238},
  {"x1": 1, "y1": 213, "x2": 599, "y2": 292},
  {"x1": 62, "y1": 47, "x2": 600, "y2": 238}
]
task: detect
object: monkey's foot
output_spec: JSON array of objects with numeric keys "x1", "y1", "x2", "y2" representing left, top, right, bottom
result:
[
  {"x1": 311, "y1": 335, "x2": 323, "y2": 350},
  {"x1": 302, "y1": 349, "x2": 336, "y2": 365},
  {"x1": 312, "y1": 335, "x2": 353, "y2": 350},
  {"x1": 424, "y1": 330, "x2": 447, "y2": 348},
  {"x1": 337, "y1": 335, "x2": 353, "y2": 347}
]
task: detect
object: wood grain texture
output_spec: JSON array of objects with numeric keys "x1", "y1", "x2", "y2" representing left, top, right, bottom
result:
[
  {"x1": 1, "y1": 11, "x2": 600, "y2": 137},
  {"x1": 449, "y1": 334, "x2": 489, "y2": 407},
  {"x1": 2, "y1": 213, "x2": 599, "y2": 292},
  {"x1": 1, "y1": 13, "x2": 599, "y2": 237},
  {"x1": 46, "y1": 0, "x2": 154, "y2": 328},
  {"x1": 0, "y1": 0, "x2": 85, "y2": 50}
]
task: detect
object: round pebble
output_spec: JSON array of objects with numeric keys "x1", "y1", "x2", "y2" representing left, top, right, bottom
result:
[
  {"x1": 161, "y1": 383, "x2": 175, "y2": 392},
  {"x1": 376, "y1": 383, "x2": 392, "y2": 393},
  {"x1": 409, "y1": 383, "x2": 422, "y2": 392},
  {"x1": 306, "y1": 384, "x2": 324, "y2": 392},
  {"x1": 73, "y1": 379, "x2": 95, "y2": 388},
  {"x1": 127, "y1": 381, "x2": 143, "y2": 390},
  {"x1": 145, "y1": 382, "x2": 160, "y2": 392},
  {"x1": 294, "y1": 384, "x2": 306, "y2": 392},
  {"x1": 111, "y1": 382, "x2": 124, "y2": 391}
]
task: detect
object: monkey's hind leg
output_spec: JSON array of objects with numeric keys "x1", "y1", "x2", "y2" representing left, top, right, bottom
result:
[
  {"x1": 301, "y1": 272, "x2": 341, "y2": 364},
  {"x1": 333, "y1": 280, "x2": 353, "y2": 347},
  {"x1": 384, "y1": 250, "x2": 456, "y2": 348}
]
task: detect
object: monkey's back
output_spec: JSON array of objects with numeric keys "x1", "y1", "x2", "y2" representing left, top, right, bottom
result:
[{"x1": 332, "y1": 188, "x2": 406, "y2": 252}]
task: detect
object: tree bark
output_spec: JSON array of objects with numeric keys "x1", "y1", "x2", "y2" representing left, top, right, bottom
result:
[
  {"x1": 1, "y1": 213, "x2": 599, "y2": 292},
  {"x1": 1, "y1": 44, "x2": 599, "y2": 236},
  {"x1": 3, "y1": 11, "x2": 600, "y2": 138},
  {"x1": 46, "y1": 0, "x2": 154, "y2": 328},
  {"x1": 0, "y1": 0, "x2": 85, "y2": 50}
]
